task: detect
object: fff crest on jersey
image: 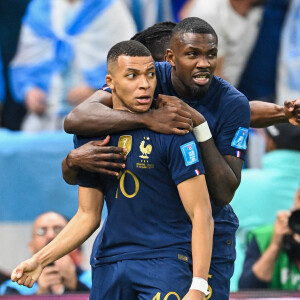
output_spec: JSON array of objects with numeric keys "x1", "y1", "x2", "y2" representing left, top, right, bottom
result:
[
  {"x1": 118, "y1": 135, "x2": 132, "y2": 156},
  {"x1": 139, "y1": 137, "x2": 152, "y2": 159}
]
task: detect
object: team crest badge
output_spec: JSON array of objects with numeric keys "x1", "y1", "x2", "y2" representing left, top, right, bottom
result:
[
  {"x1": 139, "y1": 138, "x2": 152, "y2": 159},
  {"x1": 231, "y1": 127, "x2": 248, "y2": 150},
  {"x1": 118, "y1": 135, "x2": 132, "y2": 156}
]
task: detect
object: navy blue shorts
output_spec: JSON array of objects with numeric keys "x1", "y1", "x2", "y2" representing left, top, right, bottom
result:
[
  {"x1": 90, "y1": 257, "x2": 234, "y2": 300},
  {"x1": 90, "y1": 258, "x2": 192, "y2": 300}
]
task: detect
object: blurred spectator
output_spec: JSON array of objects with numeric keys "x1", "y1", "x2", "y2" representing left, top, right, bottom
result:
[
  {"x1": 0, "y1": 48, "x2": 4, "y2": 125},
  {"x1": 239, "y1": 188, "x2": 300, "y2": 290},
  {"x1": 9, "y1": 0, "x2": 136, "y2": 132},
  {"x1": 238, "y1": 0, "x2": 290, "y2": 102},
  {"x1": 231, "y1": 123, "x2": 300, "y2": 290},
  {"x1": 181, "y1": 0, "x2": 265, "y2": 87},
  {"x1": 0, "y1": 0, "x2": 31, "y2": 130},
  {"x1": 124, "y1": 0, "x2": 186, "y2": 31},
  {"x1": 276, "y1": 0, "x2": 300, "y2": 106},
  {"x1": 0, "y1": 211, "x2": 91, "y2": 295}
]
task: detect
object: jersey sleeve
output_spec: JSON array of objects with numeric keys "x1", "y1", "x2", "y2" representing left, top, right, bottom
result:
[
  {"x1": 73, "y1": 135, "x2": 104, "y2": 188},
  {"x1": 165, "y1": 132, "x2": 205, "y2": 185},
  {"x1": 215, "y1": 95, "x2": 250, "y2": 160}
]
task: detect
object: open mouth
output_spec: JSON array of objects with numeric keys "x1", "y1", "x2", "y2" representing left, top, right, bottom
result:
[
  {"x1": 192, "y1": 73, "x2": 210, "y2": 85},
  {"x1": 136, "y1": 96, "x2": 152, "y2": 104}
]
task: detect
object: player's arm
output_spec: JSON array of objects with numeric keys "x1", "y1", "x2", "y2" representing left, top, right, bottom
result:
[
  {"x1": 250, "y1": 99, "x2": 300, "y2": 128},
  {"x1": 197, "y1": 139, "x2": 244, "y2": 207},
  {"x1": 11, "y1": 186, "x2": 104, "y2": 287},
  {"x1": 177, "y1": 175, "x2": 214, "y2": 299},
  {"x1": 64, "y1": 90, "x2": 193, "y2": 136}
]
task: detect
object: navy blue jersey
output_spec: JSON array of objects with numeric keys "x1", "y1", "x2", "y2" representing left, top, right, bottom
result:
[
  {"x1": 154, "y1": 62, "x2": 251, "y2": 261},
  {"x1": 75, "y1": 129, "x2": 205, "y2": 266}
]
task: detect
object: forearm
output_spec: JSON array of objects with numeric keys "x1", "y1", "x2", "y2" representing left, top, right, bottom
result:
[
  {"x1": 250, "y1": 101, "x2": 287, "y2": 128},
  {"x1": 198, "y1": 140, "x2": 241, "y2": 206},
  {"x1": 191, "y1": 209, "x2": 214, "y2": 279},
  {"x1": 34, "y1": 209, "x2": 101, "y2": 267},
  {"x1": 252, "y1": 243, "x2": 281, "y2": 282},
  {"x1": 64, "y1": 90, "x2": 147, "y2": 136}
]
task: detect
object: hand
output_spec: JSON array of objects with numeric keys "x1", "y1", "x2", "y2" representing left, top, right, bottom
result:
[
  {"x1": 36, "y1": 265, "x2": 63, "y2": 294},
  {"x1": 182, "y1": 289, "x2": 205, "y2": 300},
  {"x1": 68, "y1": 135, "x2": 126, "y2": 176},
  {"x1": 67, "y1": 86, "x2": 95, "y2": 106},
  {"x1": 284, "y1": 99, "x2": 300, "y2": 125},
  {"x1": 55, "y1": 255, "x2": 77, "y2": 291},
  {"x1": 25, "y1": 87, "x2": 47, "y2": 114},
  {"x1": 11, "y1": 257, "x2": 43, "y2": 289},
  {"x1": 271, "y1": 211, "x2": 291, "y2": 248},
  {"x1": 145, "y1": 95, "x2": 193, "y2": 135},
  {"x1": 155, "y1": 94, "x2": 206, "y2": 127}
]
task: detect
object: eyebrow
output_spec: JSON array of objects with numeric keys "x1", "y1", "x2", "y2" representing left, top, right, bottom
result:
[{"x1": 126, "y1": 66, "x2": 155, "y2": 73}]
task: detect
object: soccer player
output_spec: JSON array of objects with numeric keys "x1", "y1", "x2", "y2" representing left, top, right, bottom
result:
[{"x1": 11, "y1": 40, "x2": 213, "y2": 300}]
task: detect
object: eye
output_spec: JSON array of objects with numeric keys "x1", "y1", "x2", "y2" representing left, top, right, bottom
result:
[
  {"x1": 187, "y1": 51, "x2": 197, "y2": 57},
  {"x1": 208, "y1": 53, "x2": 217, "y2": 59},
  {"x1": 148, "y1": 72, "x2": 155, "y2": 78},
  {"x1": 127, "y1": 73, "x2": 135, "y2": 79}
]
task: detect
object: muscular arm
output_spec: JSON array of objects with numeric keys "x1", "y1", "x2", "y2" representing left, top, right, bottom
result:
[
  {"x1": 11, "y1": 187, "x2": 104, "y2": 287},
  {"x1": 64, "y1": 90, "x2": 193, "y2": 136},
  {"x1": 198, "y1": 139, "x2": 243, "y2": 206},
  {"x1": 177, "y1": 175, "x2": 214, "y2": 299},
  {"x1": 250, "y1": 99, "x2": 300, "y2": 128}
]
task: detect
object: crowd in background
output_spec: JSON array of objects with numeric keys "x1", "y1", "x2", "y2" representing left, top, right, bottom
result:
[{"x1": 0, "y1": 0, "x2": 300, "y2": 296}]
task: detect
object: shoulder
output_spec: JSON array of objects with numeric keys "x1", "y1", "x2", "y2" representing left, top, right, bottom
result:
[{"x1": 213, "y1": 76, "x2": 250, "y2": 116}]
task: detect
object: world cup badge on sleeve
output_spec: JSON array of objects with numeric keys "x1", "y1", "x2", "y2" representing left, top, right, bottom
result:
[
  {"x1": 231, "y1": 127, "x2": 249, "y2": 150},
  {"x1": 118, "y1": 135, "x2": 132, "y2": 157}
]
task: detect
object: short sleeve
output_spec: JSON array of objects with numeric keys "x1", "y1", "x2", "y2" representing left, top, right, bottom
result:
[
  {"x1": 215, "y1": 95, "x2": 250, "y2": 160},
  {"x1": 73, "y1": 135, "x2": 104, "y2": 188},
  {"x1": 165, "y1": 132, "x2": 205, "y2": 185}
]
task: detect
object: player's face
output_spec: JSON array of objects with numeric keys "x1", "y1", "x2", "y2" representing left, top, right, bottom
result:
[
  {"x1": 108, "y1": 55, "x2": 156, "y2": 113},
  {"x1": 167, "y1": 33, "x2": 217, "y2": 99},
  {"x1": 29, "y1": 212, "x2": 67, "y2": 254}
]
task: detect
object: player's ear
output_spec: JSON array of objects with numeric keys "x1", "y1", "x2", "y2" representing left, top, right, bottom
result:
[
  {"x1": 106, "y1": 74, "x2": 114, "y2": 90},
  {"x1": 166, "y1": 49, "x2": 175, "y2": 67}
]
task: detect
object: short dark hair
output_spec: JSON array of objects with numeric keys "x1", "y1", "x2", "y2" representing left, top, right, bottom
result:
[
  {"x1": 107, "y1": 40, "x2": 152, "y2": 64},
  {"x1": 131, "y1": 21, "x2": 176, "y2": 61},
  {"x1": 172, "y1": 17, "x2": 217, "y2": 42}
]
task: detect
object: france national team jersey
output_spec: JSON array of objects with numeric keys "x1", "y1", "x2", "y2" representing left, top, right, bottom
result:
[
  {"x1": 154, "y1": 62, "x2": 251, "y2": 262},
  {"x1": 75, "y1": 129, "x2": 205, "y2": 266}
]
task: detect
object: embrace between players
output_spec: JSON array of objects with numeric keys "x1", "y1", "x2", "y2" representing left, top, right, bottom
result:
[{"x1": 11, "y1": 18, "x2": 300, "y2": 300}]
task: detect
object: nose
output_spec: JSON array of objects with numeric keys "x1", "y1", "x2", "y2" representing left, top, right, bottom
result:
[
  {"x1": 196, "y1": 56, "x2": 210, "y2": 68},
  {"x1": 139, "y1": 75, "x2": 150, "y2": 89}
]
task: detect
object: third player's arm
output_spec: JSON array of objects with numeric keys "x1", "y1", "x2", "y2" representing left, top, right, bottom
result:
[
  {"x1": 177, "y1": 175, "x2": 214, "y2": 287},
  {"x1": 250, "y1": 99, "x2": 300, "y2": 128}
]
